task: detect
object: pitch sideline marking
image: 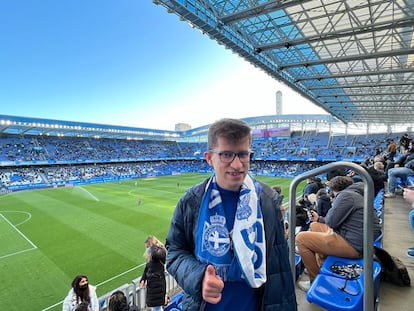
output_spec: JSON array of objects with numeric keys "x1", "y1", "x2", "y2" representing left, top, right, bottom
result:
[
  {"x1": 41, "y1": 263, "x2": 146, "y2": 311},
  {"x1": 0, "y1": 212, "x2": 37, "y2": 260}
]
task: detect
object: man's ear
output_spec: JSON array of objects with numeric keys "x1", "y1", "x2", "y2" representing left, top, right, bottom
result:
[{"x1": 204, "y1": 151, "x2": 213, "y2": 165}]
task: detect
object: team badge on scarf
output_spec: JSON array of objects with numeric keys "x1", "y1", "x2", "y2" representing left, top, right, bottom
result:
[{"x1": 195, "y1": 174, "x2": 267, "y2": 288}]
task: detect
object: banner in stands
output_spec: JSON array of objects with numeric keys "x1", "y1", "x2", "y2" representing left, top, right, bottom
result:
[{"x1": 252, "y1": 127, "x2": 291, "y2": 139}]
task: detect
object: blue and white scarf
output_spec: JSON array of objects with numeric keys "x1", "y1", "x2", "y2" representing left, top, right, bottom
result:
[{"x1": 195, "y1": 174, "x2": 266, "y2": 288}]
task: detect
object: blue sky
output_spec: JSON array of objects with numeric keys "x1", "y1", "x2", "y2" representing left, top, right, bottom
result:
[{"x1": 0, "y1": 1, "x2": 326, "y2": 130}]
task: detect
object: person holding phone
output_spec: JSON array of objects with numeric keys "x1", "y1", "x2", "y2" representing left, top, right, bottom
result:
[{"x1": 296, "y1": 176, "x2": 382, "y2": 291}]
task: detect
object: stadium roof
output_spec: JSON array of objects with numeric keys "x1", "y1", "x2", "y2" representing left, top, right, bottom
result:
[
  {"x1": 153, "y1": 0, "x2": 414, "y2": 126},
  {"x1": 0, "y1": 114, "x2": 338, "y2": 140}
]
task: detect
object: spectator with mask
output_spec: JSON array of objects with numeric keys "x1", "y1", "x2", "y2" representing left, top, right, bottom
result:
[
  {"x1": 295, "y1": 176, "x2": 382, "y2": 291},
  {"x1": 62, "y1": 275, "x2": 99, "y2": 311},
  {"x1": 165, "y1": 118, "x2": 297, "y2": 311}
]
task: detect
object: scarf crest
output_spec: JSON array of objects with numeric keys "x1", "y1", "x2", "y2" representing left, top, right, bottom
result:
[{"x1": 195, "y1": 175, "x2": 266, "y2": 288}]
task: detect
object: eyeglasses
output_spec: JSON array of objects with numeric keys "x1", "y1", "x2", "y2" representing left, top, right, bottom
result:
[{"x1": 209, "y1": 150, "x2": 252, "y2": 163}]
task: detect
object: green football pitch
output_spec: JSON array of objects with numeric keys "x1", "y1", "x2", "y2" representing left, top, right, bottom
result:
[{"x1": 0, "y1": 173, "x2": 300, "y2": 310}]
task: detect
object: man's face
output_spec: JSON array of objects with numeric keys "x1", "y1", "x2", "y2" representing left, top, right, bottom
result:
[{"x1": 204, "y1": 136, "x2": 251, "y2": 191}]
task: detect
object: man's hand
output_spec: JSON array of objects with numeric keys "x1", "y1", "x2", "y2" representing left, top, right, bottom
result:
[
  {"x1": 202, "y1": 265, "x2": 224, "y2": 304},
  {"x1": 403, "y1": 187, "x2": 414, "y2": 205}
]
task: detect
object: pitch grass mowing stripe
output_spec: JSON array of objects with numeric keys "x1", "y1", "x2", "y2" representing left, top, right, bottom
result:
[{"x1": 0, "y1": 174, "x2": 296, "y2": 310}]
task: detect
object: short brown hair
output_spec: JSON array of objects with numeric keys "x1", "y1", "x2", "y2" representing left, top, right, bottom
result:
[
  {"x1": 328, "y1": 175, "x2": 353, "y2": 192},
  {"x1": 207, "y1": 118, "x2": 251, "y2": 150}
]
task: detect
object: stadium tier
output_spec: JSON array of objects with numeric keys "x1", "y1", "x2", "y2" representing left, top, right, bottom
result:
[{"x1": 0, "y1": 118, "x2": 406, "y2": 192}]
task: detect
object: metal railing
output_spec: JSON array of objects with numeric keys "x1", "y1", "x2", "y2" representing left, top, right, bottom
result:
[
  {"x1": 98, "y1": 273, "x2": 180, "y2": 310},
  {"x1": 288, "y1": 161, "x2": 375, "y2": 311}
]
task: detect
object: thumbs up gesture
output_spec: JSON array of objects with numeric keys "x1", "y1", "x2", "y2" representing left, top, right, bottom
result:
[{"x1": 202, "y1": 265, "x2": 224, "y2": 304}]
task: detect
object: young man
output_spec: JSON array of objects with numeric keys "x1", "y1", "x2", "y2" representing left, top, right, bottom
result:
[{"x1": 165, "y1": 118, "x2": 297, "y2": 311}]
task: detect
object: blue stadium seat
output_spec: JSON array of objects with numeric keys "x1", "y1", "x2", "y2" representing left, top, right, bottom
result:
[
  {"x1": 307, "y1": 256, "x2": 381, "y2": 311},
  {"x1": 407, "y1": 175, "x2": 414, "y2": 186},
  {"x1": 165, "y1": 292, "x2": 183, "y2": 311},
  {"x1": 295, "y1": 254, "x2": 304, "y2": 280}
]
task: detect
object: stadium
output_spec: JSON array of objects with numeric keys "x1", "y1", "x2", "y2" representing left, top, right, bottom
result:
[{"x1": 1, "y1": 0, "x2": 414, "y2": 311}]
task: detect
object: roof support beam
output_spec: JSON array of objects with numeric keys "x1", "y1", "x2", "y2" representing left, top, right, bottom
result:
[
  {"x1": 256, "y1": 18, "x2": 414, "y2": 51},
  {"x1": 279, "y1": 48, "x2": 414, "y2": 69},
  {"x1": 220, "y1": 0, "x2": 313, "y2": 25},
  {"x1": 295, "y1": 68, "x2": 414, "y2": 81},
  {"x1": 321, "y1": 99, "x2": 414, "y2": 103},
  {"x1": 309, "y1": 81, "x2": 414, "y2": 89}
]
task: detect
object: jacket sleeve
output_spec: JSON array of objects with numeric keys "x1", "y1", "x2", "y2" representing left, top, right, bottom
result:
[
  {"x1": 62, "y1": 290, "x2": 73, "y2": 311},
  {"x1": 165, "y1": 190, "x2": 207, "y2": 303},
  {"x1": 324, "y1": 192, "x2": 355, "y2": 230},
  {"x1": 89, "y1": 285, "x2": 99, "y2": 311},
  {"x1": 141, "y1": 264, "x2": 148, "y2": 282}
]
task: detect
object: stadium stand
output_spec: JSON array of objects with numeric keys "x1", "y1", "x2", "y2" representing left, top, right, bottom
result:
[
  {"x1": 0, "y1": 115, "x2": 412, "y2": 310},
  {"x1": 0, "y1": 128, "x2": 404, "y2": 193}
]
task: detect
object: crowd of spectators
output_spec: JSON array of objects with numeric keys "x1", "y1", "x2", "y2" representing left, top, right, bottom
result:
[{"x1": 0, "y1": 131, "x2": 408, "y2": 191}]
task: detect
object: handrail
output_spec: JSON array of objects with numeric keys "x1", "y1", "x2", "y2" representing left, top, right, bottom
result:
[{"x1": 288, "y1": 161, "x2": 374, "y2": 311}]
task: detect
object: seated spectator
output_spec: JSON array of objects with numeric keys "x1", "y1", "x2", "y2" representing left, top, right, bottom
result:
[
  {"x1": 367, "y1": 161, "x2": 386, "y2": 196},
  {"x1": 386, "y1": 138, "x2": 397, "y2": 162},
  {"x1": 273, "y1": 185, "x2": 288, "y2": 238},
  {"x1": 349, "y1": 161, "x2": 386, "y2": 196},
  {"x1": 326, "y1": 168, "x2": 347, "y2": 181},
  {"x1": 303, "y1": 176, "x2": 324, "y2": 208},
  {"x1": 62, "y1": 275, "x2": 99, "y2": 311},
  {"x1": 295, "y1": 198, "x2": 309, "y2": 232},
  {"x1": 295, "y1": 176, "x2": 382, "y2": 291},
  {"x1": 399, "y1": 133, "x2": 410, "y2": 154},
  {"x1": 108, "y1": 290, "x2": 138, "y2": 311},
  {"x1": 385, "y1": 142, "x2": 414, "y2": 198},
  {"x1": 315, "y1": 189, "x2": 332, "y2": 217},
  {"x1": 304, "y1": 193, "x2": 317, "y2": 211},
  {"x1": 403, "y1": 187, "x2": 414, "y2": 259},
  {"x1": 272, "y1": 185, "x2": 286, "y2": 218}
]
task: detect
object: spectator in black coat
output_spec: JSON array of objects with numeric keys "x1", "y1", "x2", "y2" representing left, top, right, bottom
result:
[
  {"x1": 140, "y1": 236, "x2": 167, "y2": 311},
  {"x1": 366, "y1": 161, "x2": 386, "y2": 196}
]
